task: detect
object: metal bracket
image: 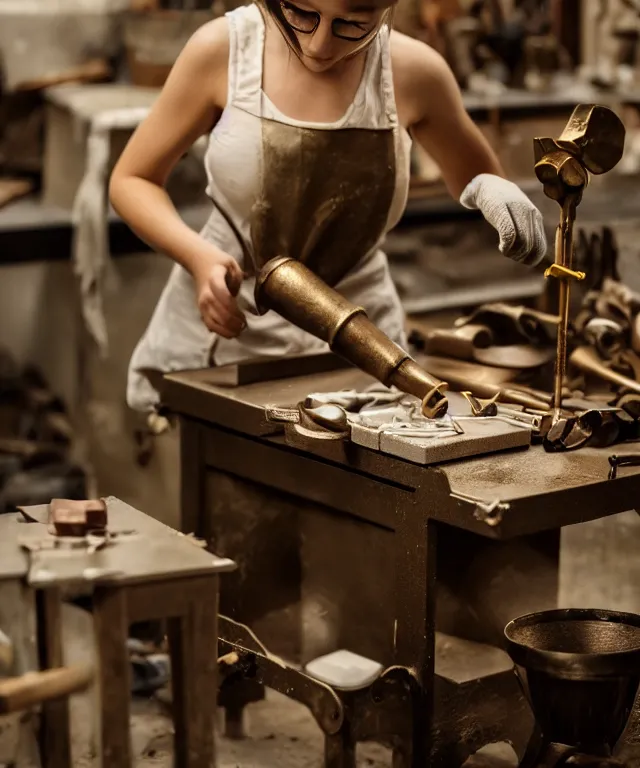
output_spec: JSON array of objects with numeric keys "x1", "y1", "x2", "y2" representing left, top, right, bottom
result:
[
  {"x1": 544, "y1": 264, "x2": 586, "y2": 282},
  {"x1": 607, "y1": 453, "x2": 640, "y2": 480},
  {"x1": 450, "y1": 491, "x2": 510, "y2": 527},
  {"x1": 218, "y1": 616, "x2": 344, "y2": 735}
]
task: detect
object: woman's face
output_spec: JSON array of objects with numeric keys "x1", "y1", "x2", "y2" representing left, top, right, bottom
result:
[{"x1": 276, "y1": 0, "x2": 385, "y2": 72}]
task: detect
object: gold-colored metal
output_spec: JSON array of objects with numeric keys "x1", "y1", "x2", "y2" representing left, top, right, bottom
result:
[
  {"x1": 249, "y1": 120, "x2": 397, "y2": 287},
  {"x1": 570, "y1": 346, "x2": 640, "y2": 397},
  {"x1": 534, "y1": 104, "x2": 626, "y2": 421},
  {"x1": 255, "y1": 257, "x2": 449, "y2": 418},
  {"x1": 543, "y1": 264, "x2": 586, "y2": 282},
  {"x1": 461, "y1": 391, "x2": 499, "y2": 417}
]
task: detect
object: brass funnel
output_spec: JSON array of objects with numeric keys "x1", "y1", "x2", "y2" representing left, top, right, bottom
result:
[{"x1": 255, "y1": 257, "x2": 449, "y2": 418}]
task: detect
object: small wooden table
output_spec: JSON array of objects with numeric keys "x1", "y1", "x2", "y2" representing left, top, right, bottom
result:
[
  {"x1": 0, "y1": 497, "x2": 235, "y2": 768},
  {"x1": 163, "y1": 365, "x2": 640, "y2": 767}
]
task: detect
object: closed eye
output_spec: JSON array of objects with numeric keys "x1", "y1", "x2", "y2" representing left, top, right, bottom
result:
[{"x1": 281, "y1": 1, "x2": 316, "y2": 21}]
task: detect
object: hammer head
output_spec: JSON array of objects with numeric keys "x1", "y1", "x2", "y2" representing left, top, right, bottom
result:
[{"x1": 534, "y1": 104, "x2": 626, "y2": 177}]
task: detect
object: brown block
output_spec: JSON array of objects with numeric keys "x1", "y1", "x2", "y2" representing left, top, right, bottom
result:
[{"x1": 49, "y1": 498, "x2": 107, "y2": 537}]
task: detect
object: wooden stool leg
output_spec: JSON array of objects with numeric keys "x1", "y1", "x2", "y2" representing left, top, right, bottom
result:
[
  {"x1": 168, "y1": 576, "x2": 218, "y2": 768},
  {"x1": 217, "y1": 677, "x2": 264, "y2": 739},
  {"x1": 324, "y1": 727, "x2": 356, "y2": 768},
  {"x1": 93, "y1": 588, "x2": 130, "y2": 768},
  {"x1": 36, "y1": 588, "x2": 72, "y2": 768},
  {"x1": 223, "y1": 704, "x2": 245, "y2": 740}
]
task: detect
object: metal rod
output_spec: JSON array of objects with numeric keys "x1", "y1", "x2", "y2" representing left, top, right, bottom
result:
[{"x1": 552, "y1": 195, "x2": 578, "y2": 416}]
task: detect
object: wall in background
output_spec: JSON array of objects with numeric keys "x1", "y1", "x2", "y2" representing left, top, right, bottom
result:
[{"x1": 0, "y1": 253, "x2": 181, "y2": 528}]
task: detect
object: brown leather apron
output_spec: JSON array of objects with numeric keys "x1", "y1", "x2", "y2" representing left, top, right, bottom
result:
[{"x1": 239, "y1": 115, "x2": 397, "y2": 289}]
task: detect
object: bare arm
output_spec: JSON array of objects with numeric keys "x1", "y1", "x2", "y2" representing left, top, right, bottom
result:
[
  {"x1": 110, "y1": 19, "x2": 226, "y2": 278},
  {"x1": 109, "y1": 18, "x2": 245, "y2": 337},
  {"x1": 394, "y1": 34, "x2": 504, "y2": 199},
  {"x1": 392, "y1": 34, "x2": 547, "y2": 266}
]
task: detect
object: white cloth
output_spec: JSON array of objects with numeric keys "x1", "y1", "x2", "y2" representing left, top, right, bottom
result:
[
  {"x1": 72, "y1": 106, "x2": 151, "y2": 357},
  {"x1": 459, "y1": 173, "x2": 548, "y2": 267},
  {"x1": 127, "y1": 3, "x2": 412, "y2": 412}
]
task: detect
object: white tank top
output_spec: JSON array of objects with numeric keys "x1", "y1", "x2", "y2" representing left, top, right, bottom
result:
[{"x1": 127, "y1": 3, "x2": 413, "y2": 411}]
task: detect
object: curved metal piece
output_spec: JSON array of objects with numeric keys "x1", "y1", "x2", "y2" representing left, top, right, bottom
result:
[
  {"x1": 571, "y1": 347, "x2": 640, "y2": 397},
  {"x1": 255, "y1": 257, "x2": 449, "y2": 417},
  {"x1": 370, "y1": 665, "x2": 421, "y2": 702},
  {"x1": 218, "y1": 615, "x2": 344, "y2": 735}
]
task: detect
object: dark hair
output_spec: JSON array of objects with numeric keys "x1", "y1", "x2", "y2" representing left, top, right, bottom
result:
[
  {"x1": 258, "y1": 0, "x2": 305, "y2": 53},
  {"x1": 255, "y1": 0, "x2": 394, "y2": 60}
]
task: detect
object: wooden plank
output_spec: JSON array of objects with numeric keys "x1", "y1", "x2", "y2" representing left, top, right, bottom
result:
[
  {"x1": 9, "y1": 498, "x2": 235, "y2": 589},
  {"x1": 126, "y1": 575, "x2": 218, "y2": 624},
  {"x1": 36, "y1": 589, "x2": 71, "y2": 768},
  {"x1": 0, "y1": 178, "x2": 33, "y2": 210},
  {"x1": 93, "y1": 588, "x2": 130, "y2": 768},
  {"x1": 168, "y1": 575, "x2": 219, "y2": 768}
]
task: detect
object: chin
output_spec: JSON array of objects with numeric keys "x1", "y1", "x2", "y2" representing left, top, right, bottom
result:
[{"x1": 302, "y1": 55, "x2": 337, "y2": 72}]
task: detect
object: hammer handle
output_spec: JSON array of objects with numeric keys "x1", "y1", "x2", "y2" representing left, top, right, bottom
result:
[
  {"x1": 224, "y1": 269, "x2": 242, "y2": 298},
  {"x1": 0, "y1": 663, "x2": 93, "y2": 714}
]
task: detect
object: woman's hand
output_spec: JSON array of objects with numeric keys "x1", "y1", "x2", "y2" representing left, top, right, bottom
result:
[
  {"x1": 194, "y1": 252, "x2": 246, "y2": 338},
  {"x1": 397, "y1": 36, "x2": 545, "y2": 266},
  {"x1": 460, "y1": 174, "x2": 548, "y2": 267}
]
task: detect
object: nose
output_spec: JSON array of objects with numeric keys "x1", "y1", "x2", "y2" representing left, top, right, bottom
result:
[{"x1": 305, "y1": 18, "x2": 334, "y2": 58}]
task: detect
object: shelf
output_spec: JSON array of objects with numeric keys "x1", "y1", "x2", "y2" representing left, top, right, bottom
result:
[
  {"x1": 0, "y1": 197, "x2": 211, "y2": 265},
  {"x1": 1, "y1": 170, "x2": 638, "y2": 266},
  {"x1": 462, "y1": 82, "x2": 640, "y2": 117},
  {"x1": 0, "y1": 193, "x2": 483, "y2": 266}
]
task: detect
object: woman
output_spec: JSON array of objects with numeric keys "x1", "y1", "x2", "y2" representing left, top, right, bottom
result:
[{"x1": 110, "y1": 0, "x2": 547, "y2": 412}]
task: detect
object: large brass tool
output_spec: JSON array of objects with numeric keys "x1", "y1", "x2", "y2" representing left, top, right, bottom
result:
[
  {"x1": 534, "y1": 104, "x2": 626, "y2": 420},
  {"x1": 255, "y1": 256, "x2": 449, "y2": 418}
]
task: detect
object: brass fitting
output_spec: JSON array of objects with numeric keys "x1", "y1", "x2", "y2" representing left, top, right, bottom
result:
[
  {"x1": 534, "y1": 104, "x2": 626, "y2": 418},
  {"x1": 544, "y1": 264, "x2": 586, "y2": 282},
  {"x1": 255, "y1": 257, "x2": 449, "y2": 419}
]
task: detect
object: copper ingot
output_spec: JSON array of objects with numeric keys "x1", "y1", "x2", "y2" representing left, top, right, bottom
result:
[{"x1": 255, "y1": 257, "x2": 449, "y2": 418}]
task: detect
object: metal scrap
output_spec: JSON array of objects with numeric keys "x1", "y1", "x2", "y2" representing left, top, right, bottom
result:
[
  {"x1": 608, "y1": 454, "x2": 640, "y2": 480},
  {"x1": 450, "y1": 491, "x2": 510, "y2": 528}
]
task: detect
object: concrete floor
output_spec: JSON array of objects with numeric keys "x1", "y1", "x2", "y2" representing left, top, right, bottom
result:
[
  {"x1": 59, "y1": 605, "x2": 519, "y2": 768},
  {"x1": 46, "y1": 547, "x2": 637, "y2": 768}
]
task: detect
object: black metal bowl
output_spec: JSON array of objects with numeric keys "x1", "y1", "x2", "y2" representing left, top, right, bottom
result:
[
  {"x1": 505, "y1": 608, "x2": 640, "y2": 679},
  {"x1": 504, "y1": 609, "x2": 640, "y2": 753}
]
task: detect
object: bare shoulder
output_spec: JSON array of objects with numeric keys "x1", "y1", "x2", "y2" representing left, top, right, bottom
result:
[
  {"x1": 390, "y1": 30, "x2": 448, "y2": 74},
  {"x1": 389, "y1": 30, "x2": 460, "y2": 125},
  {"x1": 186, "y1": 15, "x2": 230, "y2": 59},
  {"x1": 172, "y1": 16, "x2": 230, "y2": 105}
]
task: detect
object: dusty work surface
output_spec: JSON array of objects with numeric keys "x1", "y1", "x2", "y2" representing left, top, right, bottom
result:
[
  {"x1": 164, "y1": 366, "x2": 640, "y2": 538},
  {"x1": 0, "y1": 496, "x2": 235, "y2": 586}
]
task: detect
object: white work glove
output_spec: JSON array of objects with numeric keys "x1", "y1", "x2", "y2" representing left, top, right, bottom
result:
[{"x1": 460, "y1": 173, "x2": 547, "y2": 267}]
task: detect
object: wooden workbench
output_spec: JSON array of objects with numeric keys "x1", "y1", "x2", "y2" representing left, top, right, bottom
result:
[
  {"x1": 163, "y1": 365, "x2": 640, "y2": 767},
  {"x1": 0, "y1": 497, "x2": 235, "y2": 768}
]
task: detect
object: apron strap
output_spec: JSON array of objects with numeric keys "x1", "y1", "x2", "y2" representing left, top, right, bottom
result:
[{"x1": 226, "y1": 4, "x2": 264, "y2": 115}]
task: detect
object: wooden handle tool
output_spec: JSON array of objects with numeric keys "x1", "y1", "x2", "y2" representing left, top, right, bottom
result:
[{"x1": 0, "y1": 663, "x2": 94, "y2": 714}]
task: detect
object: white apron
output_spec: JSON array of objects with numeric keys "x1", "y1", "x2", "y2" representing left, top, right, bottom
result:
[{"x1": 127, "y1": 3, "x2": 412, "y2": 412}]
